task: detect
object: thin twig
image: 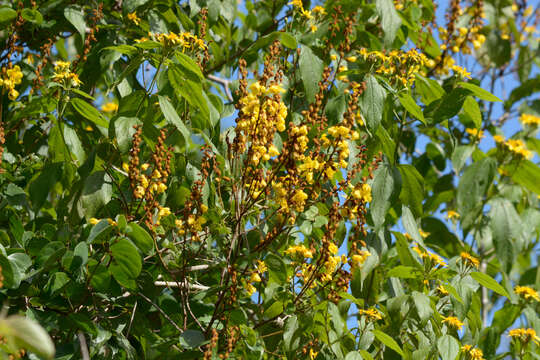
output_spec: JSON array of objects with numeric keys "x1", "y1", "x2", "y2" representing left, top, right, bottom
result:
[
  {"x1": 126, "y1": 300, "x2": 137, "y2": 338},
  {"x1": 138, "y1": 292, "x2": 184, "y2": 334},
  {"x1": 77, "y1": 332, "x2": 90, "y2": 360},
  {"x1": 154, "y1": 281, "x2": 209, "y2": 291},
  {"x1": 207, "y1": 74, "x2": 233, "y2": 102}
]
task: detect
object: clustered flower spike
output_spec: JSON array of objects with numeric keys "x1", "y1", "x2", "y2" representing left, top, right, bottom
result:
[
  {"x1": 0, "y1": 65, "x2": 23, "y2": 100},
  {"x1": 52, "y1": 61, "x2": 81, "y2": 87}
]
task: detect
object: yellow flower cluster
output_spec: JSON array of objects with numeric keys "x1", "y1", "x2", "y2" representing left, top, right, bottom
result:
[
  {"x1": 245, "y1": 260, "x2": 268, "y2": 296},
  {"x1": 358, "y1": 308, "x2": 382, "y2": 321},
  {"x1": 0, "y1": 65, "x2": 23, "y2": 100},
  {"x1": 52, "y1": 61, "x2": 81, "y2": 87},
  {"x1": 446, "y1": 210, "x2": 460, "y2": 220},
  {"x1": 89, "y1": 217, "x2": 117, "y2": 226},
  {"x1": 149, "y1": 31, "x2": 206, "y2": 51},
  {"x1": 175, "y1": 207, "x2": 207, "y2": 236},
  {"x1": 101, "y1": 102, "x2": 118, "y2": 113},
  {"x1": 508, "y1": 328, "x2": 540, "y2": 346},
  {"x1": 412, "y1": 244, "x2": 446, "y2": 268},
  {"x1": 285, "y1": 244, "x2": 313, "y2": 258},
  {"x1": 350, "y1": 183, "x2": 372, "y2": 203},
  {"x1": 514, "y1": 285, "x2": 540, "y2": 302},
  {"x1": 431, "y1": 55, "x2": 471, "y2": 79},
  {"x1": 437, "y1": 285, "x2": 449, "y2": 296},
  {"x1": 466, "y1": 128, "x2": 484, "y2": 139},
  {"x1": 442, "y1": 316, "x2": 464, "y2": 330},
  {"x1": 460, "y1": 252, "x2": 480, "y2": 268},
  {"x1": 461, "y1": 345, "x2": 485, "y2": 360},
  {"x1": 358, "y1": 48, "x2": 429, "y2": 86},
  {"x1": 127, "y1": 12, "x2": 141, "y2": 25},
  {"x1": 319, "y1": 125, "x2": 359, "y2": 179},
  {"x1": 123, "y1": 163, "x2": 169, "y2": 199},
  {"x1": 290, "y1": 124, "x2": 309, "y2": 161},
  {"x1": 520, "y1": 113, "x2": 540, "y2": 126},
  {"x1": 351, "y1": 250, "x2": 371, "y2": 267},
  {"x1": 237, "y1": 81, "x2": 287, "y2": 163},
  {"x1": 493, "y1": 135, "x2": 533, "y2": 159},
  {"x1": 439, "y1": 26, "x2": 486, "y2": 54}
]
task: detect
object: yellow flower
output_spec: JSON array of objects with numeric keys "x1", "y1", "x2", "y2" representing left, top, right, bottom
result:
[
  {"x1": 351, "y1": 250, "x2": 371, "y2": 267},
  {"x1": 461, "y1": 345, "x2": 485, "y2": 360},
  {"x1": 466, "y1": 128, "x2": 484, "y2": 139},
  {"x1": 245, "y1": 282, "x2": 256, "y2": 296},
  {"x1": 89, "y1": 218, "x2": 100, "y2": 225},
  {"x1": 158, "y1": 206, "x2": 171, "y2": 218},
  {"x1": 514, "y1": 286, "x2": 540, "y2": 302},
  {"x1": 310, "y1": 24, "x2": 317, "y2": 33},
  {"x1": 519, "y1": 113, "x2": 540, "y2": 126},
  {"x1": 107, "y1": 218, "x2": 117, "y2": 226},
  {"x1": 446, "y1": 210, "x2": 460, "y2": 220},
  {"x1": 134, "y1": 185, "x2": 145, "y2": 199},
  {"x1": 460, "y1": 252, "x2": 480, "y2": 268},
  {"x1": 127, "y1": 12, "x2": 141, "y2": 25},
  {"x1": 505, "y1": 139, "x2": 533, "y2": 159},
  {"x1": 328, "y1": 242, "x2": 339, "y2": 255},
  {"x1": 358, "y1": 308, "x2": 382, "y2": 321},
  {"x1": 285, "y1": 245, "x2": 313, "y2": 258},
  {"x1": 101, "y1": 102, "x2": 118, "y2": 113},
  {"x1": 442, "y1": 316, "x2": 464, "y2": 330},
  {"x1": 330, "y1": 54, "x2": 337, "y2": 61},
  {"x1": 256, "y1": 260, "x2": 267, "y2": 273},
  {"x1": 309, "y1": 348, "x2": 318, "y2": 360},
  {"x1": 437, "y1": 285, "x2": 449, "y2": 296},
  {"x1": 352, "y1": 183, "x2": 372, "y2": 203},
  {"x1": 419, "y1": 229, "x2": 430, "y2": 238},
  {"x1": 250, "y1": 272, "x2": 261, "y2": 283},
  {"x1": 508, "y1": 328, "x2": 540, "y2": 346},
  {"x1": 312, "y1": 6, "x2": 326, "y2": 15},
  {"x1": 346, "y1": 56, "x2": 357, "y2": 62}
]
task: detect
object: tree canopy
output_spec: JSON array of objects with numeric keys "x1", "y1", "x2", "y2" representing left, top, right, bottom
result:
[{"x1": 0, "y1": 0, "x2": 539, "y2": 359}]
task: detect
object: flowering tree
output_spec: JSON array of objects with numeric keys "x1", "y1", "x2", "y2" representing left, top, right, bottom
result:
[{"x1": 0, "y1": 0, "x2": 539, "y2": 359}]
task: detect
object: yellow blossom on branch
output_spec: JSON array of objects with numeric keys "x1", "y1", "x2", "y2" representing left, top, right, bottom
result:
[
  {"x1": 442, "y1": 316, "x2": 464, "y2": 330},
  {"x1": 514, "y1": 285, "x2": 540, "y2": 302},
  {"x1": 460, "y1": 252, "x2": 480, "y2": 268}
]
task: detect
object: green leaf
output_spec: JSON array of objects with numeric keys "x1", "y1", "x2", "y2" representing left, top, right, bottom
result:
[
  {"x1": 413, "y1": 291, "x2": 433, "y2": 321},
  {"x1": 28, "y1": 162, "x2": 61, "y2": 211},
  {"x1": 451, "y1": 145, "x2": 474, "y2": 174},
  {"x1": 158, "y1": 95, "x2": 191, "y2": 144},
  {"x1": 504, "y1": 160, "x2": 540, "y2": 195},
  {"x1": 87, "y1": 220, "x2": 112, "y2": 243},
  {"x1": 415, "y1": 74, "x2": 445, "y2": 105},
  {"x1": 431, "y1": 87, "x2": 471, "y2": 122},
  {"x1": 360, "y1": 75, "x2": 386, "y2": 133},
  {"x1": 0, "y1": 316, "x2": 55, "y2": 359},
  {"x1": 64, "y1": 6, "x2": 86, "y2": 40},
  {"x1": 125, "y1": 222, "x2": 154, "y2": 254},
  {"x1": 398, "y1": 92, "x2": 425, "y2": 124},
  {"x1": 372, "y1": 329, "x2": 404, "y2": 357},
  {"x1": 459, "y1": 82, "x2": 502, "y2": 102},
  {"x1": 402, "y1": 206, "x2": 424, "y2": 246},
  {"x1": 265, "y1": 253, "x2": 287, "y2": 284},
  {"x1": 387, "y1": 266, "x2": 420, "y2": 279},
  {"x1": 462, "y1": 96, "x2": 482, "y2": 128},
  {"x1": 489, "y1": 198, "x2": 520, "y2": 273},
  {"x1": 376, "y1": 0, "x2": 402, "y2": 46},
  {"x1": 110, "y1": 238, "x2": 142, "y2": 289},
  {"x1": 398, "y1": 164, "x2": 424, "y2": 217},
  {"x1": 437, "y1": 335, "x2": 459, "y2": 360},
  {"x1": 0, "y1": 7, "x2": 17, "y2": 23},
  {"x1": 174, "y1": 52, "x2": 204, "y2": 81},
  {"x1": 504, "y1": 75, "x2": 540, "y2": 110},
  {"x1": 21, "y1": 9, "x2": 43, "y2": 24},
  {"x1": 457, "y1": 157, "x2": 496, "y2": 218},
  {"x1": 113, "y1": 116, "x2": 140, "y2": 154},
  {"x1": 470, "y1": 272, "x2": 510, "y2": 298},
  {"x1": 371, "y1": 165, "x2": 401, "y2": 229},
  {"x1": 179, "y1": 330, "x2": 205, "y2": 349},
  {"x1": 283, "y1": 316, "x2": 300, "y2": 351},
  {"x1": 279, "y1": 32, "x2": 297, "y2": 49},
  {"x1": 264, "y1": 300, "x2": 284, "y2": 318},
  {"x1": 71, "y1": 98, "x2": 108, "y2": 128},
  {"x1": 298, "y1": 45, "x2": 324, "y2": 103},
  {"x1": 168, "y1": 65, "x2": 209, "y2": 119},
  {"x1": 77, "y1": 171, "x2": 113, "y2": 220}
]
